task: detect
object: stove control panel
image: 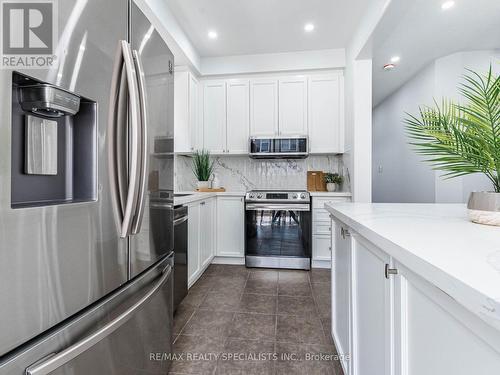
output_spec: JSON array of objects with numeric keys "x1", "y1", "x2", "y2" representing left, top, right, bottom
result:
[{"x1": 245, "y1": 191, "x2": 310, "y2": 202}]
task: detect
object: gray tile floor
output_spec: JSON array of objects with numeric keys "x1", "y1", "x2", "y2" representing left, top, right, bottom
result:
[{"x1": 170, "y1": 265, "x2": 344, "y2": 375}]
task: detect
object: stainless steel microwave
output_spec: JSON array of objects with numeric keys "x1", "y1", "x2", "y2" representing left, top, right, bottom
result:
[{"x1": 248, "y1": 136, "x2": 308, "y2": 159}]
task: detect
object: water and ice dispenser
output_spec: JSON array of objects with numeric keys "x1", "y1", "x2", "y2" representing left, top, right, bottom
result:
[{"x1": 11, "y1": 72, "x2": 97, "y2": 208}]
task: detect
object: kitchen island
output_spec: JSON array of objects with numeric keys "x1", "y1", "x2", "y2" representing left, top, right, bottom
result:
[{"x1": 325, "y1": 202, "x2": 500, "y2": 375}]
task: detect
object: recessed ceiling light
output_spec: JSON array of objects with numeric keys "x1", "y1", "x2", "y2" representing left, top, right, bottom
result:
[
  {"x1": 304, "y1": 23, "x2": 315, "y2": 32},
  {"x1": 383, "y1": 63, "x2": 396, "y2": 71},
  {"x1": 208, "y1": 30, "x2": 218, "y2": 39},
  {"x1": 441, "y1": 1, "x2": 455, "y2": 10},
  {"x1": 390, "y1": 56, "x2": 400, "y2": 63}
]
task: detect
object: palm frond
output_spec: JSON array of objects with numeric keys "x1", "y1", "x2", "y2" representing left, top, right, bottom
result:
[{"x1": 404, "y1": 65, "x2": 500, "y2": 192}]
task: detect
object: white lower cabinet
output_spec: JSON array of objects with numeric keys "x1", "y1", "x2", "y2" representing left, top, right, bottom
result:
[
  {"x1": 351, "y1": 238, "x2": 392, "y2": 375},
  {"x1": 187, "y1": 198, "x2": 216, "y2": 287},
  {"x1": 199, "y1": 198, "x2": 216, "y2": 269},
  {"x1": 331, "y1": 220, "x2": 500, "y2": 375},
  {"x1": 393, "y1": 262, "x2": 500, "y2": 375},
  {"x1": 187, "y1": 202, "x2": 201, "y2": 286},
  {"x1": 216, "y1": 196, "x2": 245, "y2": 257},
  {"x1": 332, "y1": 222, "x2": 352, "y2": 374},
  {"x1": 312, "y1": 196, "x2": 351, "y2": 267}
]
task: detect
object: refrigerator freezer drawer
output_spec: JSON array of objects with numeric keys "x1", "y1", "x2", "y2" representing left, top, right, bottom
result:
[{"x1": 0, "y1": 255, "x2": 174, "y2": 375}]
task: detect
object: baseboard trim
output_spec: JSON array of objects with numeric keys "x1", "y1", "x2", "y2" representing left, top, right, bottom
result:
[
  {"x1": 312, "y1": 259, "x2": 331, "y2": 269},
  {"x1": 211, "y1": 256, "x2": 245, "y2": 265}
]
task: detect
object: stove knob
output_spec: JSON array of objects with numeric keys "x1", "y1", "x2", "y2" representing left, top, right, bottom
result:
[
  {"x1": 300, "y1": 193, "x2": 306, "y2": 199},
  {"x1": 292, "y1": 193, "x2": 298, "y2": 199},
  {"x1": 257, "y1": 193, "x2": 263, "y2": 199},
  {"x1": 249, "y1": 193, "x2": 255, "y2": 199}
]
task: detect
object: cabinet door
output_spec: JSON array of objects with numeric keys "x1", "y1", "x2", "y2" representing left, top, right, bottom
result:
[
  {"x1": 278, "y1": 77, "x2": 308, "y2": 136},
  {"x1": 189, "y1": 73, "x2": 202, "y2": 151},
  {"x1": 203, "y1": 80, "x2": 226, "y2": 153},
  {"x1": 332, "y1": 222, "x2": 352, "y2": 374},
  {"x1": 308, "y1": 74, "x2": 343, "y2": 153},
  {"x1": 312, "y1": 235, "x2": 331, "y2": 262},
  {"x1": 250, "y1": 79, "x2": 278, "y2": 136},
  {"x1": 352, "y1": 237, "x2": 392, "y2": 375},
  {"x1": 393, "y1": 262, "x2": 500, "y2": 375},
  {"x1": 187, "y1": 203, "x2": 200, "y2": 286},
  {"x1": 199, "y1": 199, "x2": 215, "y2": 269},
  {"x1": 226, "y1": 80, "x2": 249, "y2": 154},
  {"x1": 216, "y1": 196, "x2": 244, "y2": 257},
  {"x1": 174, "y1": 71, "x2": 190, "y2": 153}
]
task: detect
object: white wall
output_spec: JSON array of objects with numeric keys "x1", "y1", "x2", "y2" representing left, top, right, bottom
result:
[
  {"x1": 372, "y1": 63, "x2": 436, "y2": 203},
  {"x1": 201, "y1": 49, "x2": 345, "y2": 76},
  {"x1": 373, "y1": 50, "x2": 499, "y2": 203},
  {"x1": 343, "y1": 0, "x2": 391, "y2": 202}
]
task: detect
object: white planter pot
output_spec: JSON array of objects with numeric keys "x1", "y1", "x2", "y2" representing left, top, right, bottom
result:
[
  {"x1": 197, "y1": 181, "x2": 210, "y2": 190},
  {"x1": 326, "y1": 183, "x2": 338, "y2": 192},
  {"x1": 467, "y1": 191, "x2": 500, "y2": 226}
]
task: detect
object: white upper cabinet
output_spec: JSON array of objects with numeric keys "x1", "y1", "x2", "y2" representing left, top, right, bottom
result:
[
  {"x1": 226, "y1": 80, "x2": 249, "y2": 153},
  {"x1": 174, "y1": 70, "x2": 191, "y2": 153},
  {"x1": 203, "y1": 80, "x2": 227, "y2": 153},
  {"x1": 278, "y1": 77, "x2": 308, "y2": 136},
  {"x1": 250, "y1": 79, "x2": 279, "y2": 136},
  {"x1": 174, "y1": 70, "x2": 201, "y2": 153},
  {"x1": 189, "y1": 73, "x2": 202, "y2": 151},
  {"x1": 308, "y1": 74, "x2": 344, "y2": 153}
]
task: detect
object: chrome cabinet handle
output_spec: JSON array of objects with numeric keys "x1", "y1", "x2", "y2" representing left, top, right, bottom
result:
[
  {"x1": 131, "y1": 49, "x2": 149, "y2": 235},
  {"x1": 25, "y1": 265, "x2": 172, "y2": 375},
  {"x1": 341, "y1": 227, "x2": 350, "y2": 239},
  {"x1": 385, "y1": 264, "x2": 398, "y2": 279}
]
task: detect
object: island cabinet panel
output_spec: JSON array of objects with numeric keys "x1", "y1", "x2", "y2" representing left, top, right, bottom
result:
[
  {"x1": 330, "y1": 218, "x2": 500, "y2": 375},
  {"x1": 351, "y1": 237, "x2": 392, "y2": 375},
  {"x1": 393, "y1": 262, "x2": 500, "y2": 375},
  {"x1": 332, "y1": 222, "x2": 353, "y2": 374}
]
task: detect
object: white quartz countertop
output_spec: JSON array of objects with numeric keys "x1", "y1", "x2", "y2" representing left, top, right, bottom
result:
[
  {"x1": 309, "y1": 191, "x2": 352, "y2": 197},
  {"x1": 174, "y1": 191, "x2": 246, "y2": 205},
  {"x1": 325, "y1": 202, "x2": 500, "y2": 330}
]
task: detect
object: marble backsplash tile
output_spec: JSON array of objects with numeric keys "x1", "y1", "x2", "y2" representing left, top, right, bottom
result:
[{"x1": 175, "y1": 155, "x2": 348, "y2": 192}]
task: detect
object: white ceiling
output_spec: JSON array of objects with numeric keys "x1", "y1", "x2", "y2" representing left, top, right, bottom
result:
[
  {"x1": 363, "y1": 0, "x2": 500, "y2": 107},
  {"x1": 166, "y1": 0, "x2": 371, "y2": 57}
]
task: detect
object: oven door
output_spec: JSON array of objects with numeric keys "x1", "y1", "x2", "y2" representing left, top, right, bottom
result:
[{"x1": 245, "y1": 203, "x2": 311, "y2": 270}]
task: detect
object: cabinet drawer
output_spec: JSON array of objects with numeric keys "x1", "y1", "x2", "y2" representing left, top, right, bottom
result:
[
  {"x1": 313, "y1": 221, "x2": 331, "y2": 235},
  {"x1": 313, "y1": 208, "x2": 331, "y2": 223}
]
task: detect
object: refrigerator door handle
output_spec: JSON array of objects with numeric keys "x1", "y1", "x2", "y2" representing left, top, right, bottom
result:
[
  {"x1": 131, "y1": 49, "x2": 148, "y2": 235},
  {"x1": 120, "y1": 40, "x2": 142, "y2": 238},
  {"x1": 24, "y1": 264, "x2": 172, "y2": 375}
]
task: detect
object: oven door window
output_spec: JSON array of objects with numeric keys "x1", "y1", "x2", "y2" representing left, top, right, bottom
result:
[{"x1": 245, "y1": 209, "x2": 311, "y2": 258}]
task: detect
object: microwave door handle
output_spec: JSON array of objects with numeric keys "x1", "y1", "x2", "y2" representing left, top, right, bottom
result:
[
  {"x1": 25, "y1": 265, "x2": 172, "y2": 375},
  {"x1": 131, "y1": 49, "x2": 148, "y2": 235},
  {"x1": 120, "y1": 40, "x2": 142, "y2": 238}
]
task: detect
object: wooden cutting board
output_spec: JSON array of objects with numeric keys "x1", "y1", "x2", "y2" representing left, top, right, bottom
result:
[
  {"x1": 196, "y1": 187, "x2": 226, "y2": 192},
  {"x1": 307, "y1": 171, "x2": 326, "y2": 192}
]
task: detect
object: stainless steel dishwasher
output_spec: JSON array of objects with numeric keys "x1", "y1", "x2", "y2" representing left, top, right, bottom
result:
[{"x1": 173, "y1": 205, "x2": 188, "y2": 312}]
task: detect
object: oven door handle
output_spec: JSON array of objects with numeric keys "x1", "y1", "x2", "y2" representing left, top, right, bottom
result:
[{"x1": 245, "y1": 203, "x2": 310, "y2": 211}]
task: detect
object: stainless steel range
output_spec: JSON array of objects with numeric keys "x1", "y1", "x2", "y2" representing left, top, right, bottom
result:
[{"x1": 245, "y1": 190, "x2": 312, "y2": 270}]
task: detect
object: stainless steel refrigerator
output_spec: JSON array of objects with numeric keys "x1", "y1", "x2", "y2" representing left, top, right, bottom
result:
[{"x1": 0, "y1": 0, "x2": 175, "y2": 373}]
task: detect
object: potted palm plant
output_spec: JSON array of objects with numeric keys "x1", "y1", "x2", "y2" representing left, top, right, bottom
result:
[
  {"x1": 405, "y1": 66, "x2": 499, "y2": 226},
  {"x1": 192, "y1": 150, "x2": 215, "y2": 190},
  {"x1": 324, "y1": 173, "x2": 344, "y2": 192}
]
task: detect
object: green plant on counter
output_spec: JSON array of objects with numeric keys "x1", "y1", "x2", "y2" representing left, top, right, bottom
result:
[
  {"x1": 324, "y1": 173, "x2": 343, "y2": 185},
  {"x1": 192, "y1": 149, "x2": 215, "y2": 181},
  {"x1": 404, "y1": 65, "x2": 500, "y2": 193}
]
